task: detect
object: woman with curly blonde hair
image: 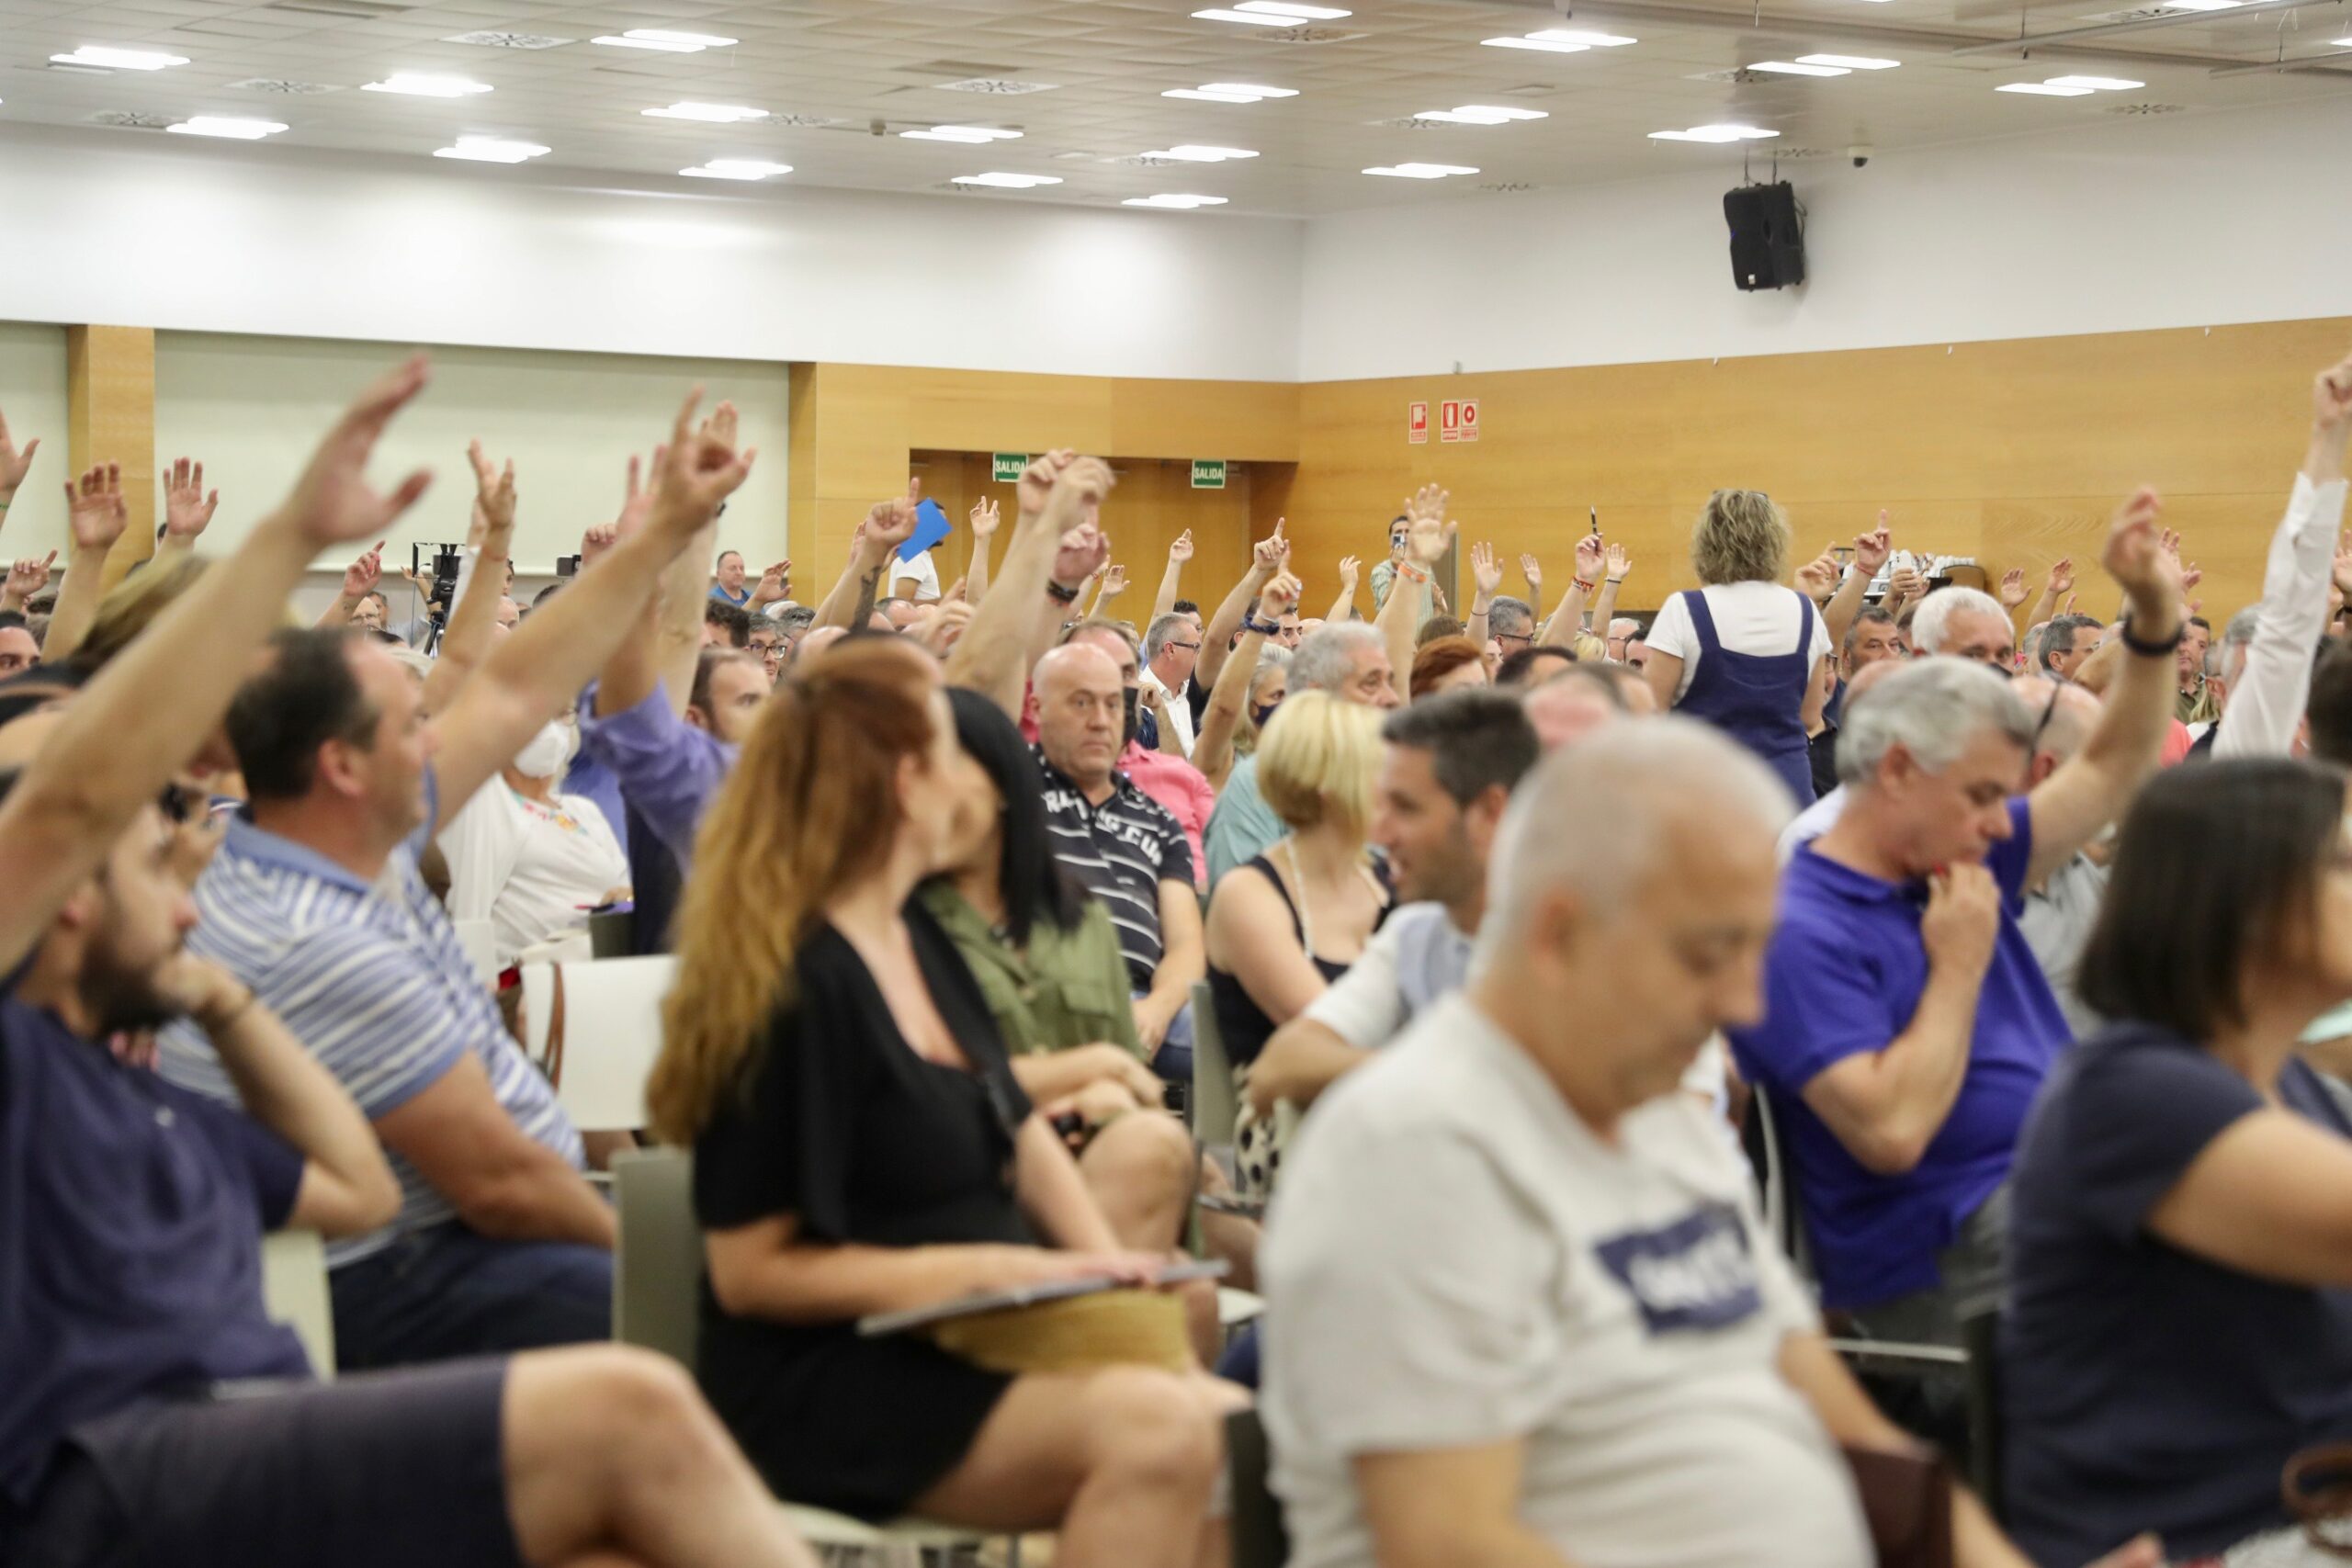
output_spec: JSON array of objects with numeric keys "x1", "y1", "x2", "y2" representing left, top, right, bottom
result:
[
  {"x1": 650, "y1": 625, "x2": 1237, "y2": 1562},
  {"x1": 1641, "y1": 488, "x2": 1830, "y2": 803}
]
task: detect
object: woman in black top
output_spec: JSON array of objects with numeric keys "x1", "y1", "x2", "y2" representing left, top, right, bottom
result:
[
  {"x1": 2004, "y1": 759, "x2": 2352, "y2": 1566},
  {"x1": 649, "y1": 607, "x2": 1240, "y2": 1559},
  {"x1": 1204, "y1": 691, "x2": 1387, "y2": 1197}
]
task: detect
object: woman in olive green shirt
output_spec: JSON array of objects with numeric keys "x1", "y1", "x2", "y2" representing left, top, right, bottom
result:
[{"x1": 925, "y1": 689, "x2": 1196, "y2": 1252}]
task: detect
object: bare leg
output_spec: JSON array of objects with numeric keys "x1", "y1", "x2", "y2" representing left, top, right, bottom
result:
[
  {"x1": 501, "y1": 1346, "x2": 818, "y2": 1568},
  {"x1": 1079, "y1": 1112, "x2": 1195, "y2": 1252},
  {"x1": 913, "y1": 1365, "x2": 1222, "y2": 1568}
]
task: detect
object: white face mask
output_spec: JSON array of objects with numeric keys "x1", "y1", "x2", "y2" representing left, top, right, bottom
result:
[{"x1": 512, "y1": 719, "x2": 576, "y2": 780}]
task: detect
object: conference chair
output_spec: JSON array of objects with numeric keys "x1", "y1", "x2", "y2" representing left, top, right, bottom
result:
[
  {"x1": 1959, "y1": 1306, "x2": 2007, "y2": 1522},
  {"x1": 1226, "y1": 1407, "x2": 1289, "y2": 1568},
  {"x1": 1191, "y1": 978, "x2": 1237, "y2": 1148},
  {"x1": 518, "y1": 953, "x2": 676, "y2": 1132},
  {"x1": 607, "y1": 1150, "x2": 1014, "y2": 1564},
  {"x1": 259, "y1": 1229, "x2": 337, "y2": 1380}
]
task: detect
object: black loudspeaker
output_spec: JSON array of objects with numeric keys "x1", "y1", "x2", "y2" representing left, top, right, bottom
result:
[{"x1": 1724, "y1": 181, "x2": 1804, "y2": 291}]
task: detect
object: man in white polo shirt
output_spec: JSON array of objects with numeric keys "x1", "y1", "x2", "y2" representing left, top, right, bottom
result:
[{"x1": 1262, "y1": 720, "x2": 2098, "y2": 1568}]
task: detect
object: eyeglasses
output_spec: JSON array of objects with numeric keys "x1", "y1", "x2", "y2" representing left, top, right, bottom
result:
[
  {"x1": 1168, "y1": 639, "x2": 1201, "y2": 653},
  {"x1": 1495, "y1": 631, "x2": 1534, "y2": 649}
]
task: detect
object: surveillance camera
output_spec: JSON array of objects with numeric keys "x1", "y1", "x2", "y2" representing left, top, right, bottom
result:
[{"x1": 1849, "y1": 144, "x2": 1872, "y2": 168}]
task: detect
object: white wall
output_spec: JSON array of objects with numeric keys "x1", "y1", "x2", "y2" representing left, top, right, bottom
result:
[
  {"x1": 0, "y1": 126, "x2": 1304, "y2": 383},
  {"x1": 1300, "y1": 94, "x2": 2352, "y2": 381},
  {"x1": 0, "y1": 322, "x2": 70, "y2": 562}
]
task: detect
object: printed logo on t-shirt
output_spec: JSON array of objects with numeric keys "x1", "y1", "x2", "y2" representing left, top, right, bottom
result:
[{"x1": 1592, "y1": 1201, "x2": 1763, "y2": 1335}]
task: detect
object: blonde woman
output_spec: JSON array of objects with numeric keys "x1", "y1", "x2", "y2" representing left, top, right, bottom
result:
[
  {"x1": 1642, "y1": 488, "x2": 1831, "y2": 803},
  {"x1": 1206, "y1": 690, "x2": 1389, "y2": 1196},
  {"x1": 648, "y1": 631, "x2": 1238, "y2": 1563}
]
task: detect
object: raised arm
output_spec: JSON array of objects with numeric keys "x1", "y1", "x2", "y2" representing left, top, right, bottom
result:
[
  {"x1": 1539, "y1": 534, "x2": 1602, "y2": 649},
  {"x1": 1198, "y1": 519, "x2": 1284, "y2": 695},
  {"x1": 943, "y1": 450, "x2": 1109, "y2": 719},
  {"x1": 1152, "y1": 529, "x2": 1191, "y2": 623},
  {"x1": 2216, "y1": 348, "x2": 2352, "y2": 760},
  {"x1": 1821, "y1": 522, "x2": 1888, "y2": 651},
  {"x1": 1589, "y1": 542, "x2": 1632, "y2": 637},
  {"x1": 1465, "y1": 541, "x2": 1502, "y2": 649},
  {"x1": 1086, "y1": 562, "x2": 1125, "y2": 620},
  {"x1": 1326, "y1": 554, "x2": 1361, "y2": 626},
  {"x1": 2, "y1": 551, "x2": 55, "y2": 616},
  {"x1": 967, "y1": 497, "x2": 1000, "y2": 605},
  {"x1": 43, "y1": 463, "x2": 131, "y2": 663},
  {"x1": 2023, "y1": 556, "x2": 2070, "y2": 633},
  {"x1": 153, "y1": 457, "x2": 219, "y2": 566},
  {"x1": 1385, "y1": 484, "x2": 1453, "y2": 702},
  {"x1": 1194, "y1": 570, "x2": 1295, "y2": 791},
  {"x1": 813, "y1": 478, "x2": 917, "y2": 633},
  {"x1": 314, "y1": 541, "x2": 383, "y2": 630},
  {"x1": 0, "y1": 356, "x2": 435, "y2": 975},
  {"x1": 419, "y1": 442, "x2": 516, "y2": 710},
  {"x1": 0, "y1": 402, "x2": 41, "y2": 536},
  {"x1": 430, "y1": 390, "x2": 753, "y2": 818},
  {"x1": 2024, "y1": 488, "x2": 2184, "y2": 886},
  {"x1": 1995, "y1": 567, "x2": 2031, "y2": 635}
]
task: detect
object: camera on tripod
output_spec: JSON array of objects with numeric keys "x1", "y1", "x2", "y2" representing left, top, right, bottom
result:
[{"x1": 410, "y1": 542, "x2": 466, "y2": 653}]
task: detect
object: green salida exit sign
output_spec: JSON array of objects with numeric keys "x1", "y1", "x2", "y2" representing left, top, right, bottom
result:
[
  {"x1": 992, "y1": 453, "x2": 1027, "y2": 483},
  {"x1": 1191, "y1": 458, "x2": 1227, "y2": 491}
]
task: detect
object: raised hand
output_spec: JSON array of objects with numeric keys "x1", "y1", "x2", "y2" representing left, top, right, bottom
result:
[
  {"x1": 1403, "y1": 485, "x2": 1453, "y2": 566},
  {"x1": 613, "y1": 451, "x2": 656, "y2": 540},
  {"x1": 162, "y1": 457, "x2": 218, "y2": 542},
  {"x1": 1604, "y1": 542, "x2": 1632, "y2": 581},
  {"x1": 1251, "y1": 517, "x2": 1289, "y2": 578},
  {"x1": 1018, "y1": 449, "x2": 1077, "y2": 519},
  {"x1": 465, "y1": 439, "x2": 517, "y2": 549},
  {"x1": 273, "y1": 355, "x2": 435, "y2": 549},
  {"x1": 1520, "y1": 552, "x2": 1543, "y2": 591},
  {"x1": 0, "y1": 404, "x2": 40, "y2": 501},
  {"x1": 2046, "y1": 556, "x2": 2075, "y2": 597},
  {"x1": 1258, "y1": 569, "x2": 1303, "y2": 620},
  {"x1": 5, "y1": 550, "x2": 57, "y2": 604},
  {"x1": 1572, "y1": 533, "x2": 1605, "y2": 583},
  {"x1": 2318, "y1": 351, "x2": 2352, "y2": 435},
  {"x1": 579, "y1": 523, "x2": 617, "y2": 569},
  {"x1": 1470, "y1": 540, "x2": 1504, "y2": 599},
  {"x1": 912, "y1": 598, "x2": 976, "y2": 656},
  {"x1": 650, "y1": 387, "x2": 757, "y2": 540},
  {"x1": 1098, "y1": 563, "x2": 1128, "y2": 600},
  {"x1": 1338, "y1": 554, "x2": 1361, "y2": 590},
  {"x1": 1885, "y1": 564, "x2": 1924, "y2": 604},
  {"x1": 859, "y1": 477, "x2": 922, "y2": 567},
  {"x1": 1851, "y1": 515, "x2": 1892, "y2": 576},
  {"x1": 1794, "y1": 543, "x2": 1842, "y2": 603},
  {"x1": 751, "y1": 559, "x2": 791, "y2": 606},
  {"x1": 1996, "y1": 568, "x2": 2029, "y2": 610},
  {"x1": 1168, "y1": 528, "x2": 1193, "y2": 565},
  {"x1": 1055, "y1": 523, "x2": 1109, "y2": 586},
  {"x1": 2335, "y1": 532, "x2": 2352, "y2": 597},
  {"x1": 2101, "y1": 487, "x2": 2180, "y2": 621},
  {"x1": 969, "y1": 496, "x2": 1001, "y2": 540},
  {"x1": 2179, "y1": 561, "x2": 2203, "y2": 600},
  {"x1": 340, "y1": 541, "x2": 385, "y2": 600},
  {"x1": 65, "y1": 463, "x2": 130, "y2": 555}
]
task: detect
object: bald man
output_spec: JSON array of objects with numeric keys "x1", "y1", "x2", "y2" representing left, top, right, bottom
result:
[
  {"x1": 1033, "y1": 642, "x2": 1204, "y2": 1077},
  {"x1": 1263, "y1": 719, "x2": 2081, "y2": 1568}
]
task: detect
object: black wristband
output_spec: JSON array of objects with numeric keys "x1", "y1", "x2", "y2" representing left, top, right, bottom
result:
[
  {"x1": 2118, "y1": 613, "x2": 2185, "y2": 658},
  {"x1": 1242, "y1": 612, "x2": 1283, "y2": 636},
  {"x1": 1045, "y1": 580, "x2": 1080, "y2": 604}
]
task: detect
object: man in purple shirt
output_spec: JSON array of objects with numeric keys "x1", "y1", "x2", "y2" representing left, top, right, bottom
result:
[{"x1": 1732, "y1": 490, "x2": 2182, "y2": 1347}]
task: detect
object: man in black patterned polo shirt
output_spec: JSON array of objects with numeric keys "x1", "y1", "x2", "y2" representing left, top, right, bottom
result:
[{"x1": 1032, "y1": 641, "x2": 1204, "y2": 1082}]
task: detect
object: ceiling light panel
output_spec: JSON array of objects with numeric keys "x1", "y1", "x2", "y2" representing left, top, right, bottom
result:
[
  {"x1": 1752, "y1": 61, "x2": 1849, "y2": 74},
  {"x1": 1159, "y1": 144, "x2": 1258, "y2": 160},
  {"x1": 1234, "y1": 1, "x2": 1351, "y2": 15},
  {"x1": 952, "y1": 172, "x2": 1061, "y2": 187},
  {"x1": 900, "y1": 126, "x2": 1023, "y2": 142},
  {"x1": 1649, "y1": 123, "x2": 1779, "y2": 141},
  {"x1": 1996, "y1": 82, "x2": 2095, "y2": 95},
  {"x1": 642, "y1": 102, "x2": 767, "y2": 122},
  {"x1": 1124, "y1": 193, "x2": 1230, "y2": 208},
  {"x1": 2044, "y1": 74, "x2": 2145, "y2": 88},
  {"x1": 167, "y1": 116, "x2": 288, "y2": 139},
  {"x1": 1798, "y1": 53, "x2": 1901, "y2": 68},
  {"x1": 1363, "y1": 162, "x2": 1478, "y2": 178},
  {"x1": 681, "y1": 159, "x2": 790, "y2": 180},
  {"x1": 1417, "y1": 105, "x2": 1550, "y2": 123},
  {"x1": 364, "y1": 73, "x2": 492, "y2": 96},
  {"x1": 435, "y1": 136, "x2": 548, "y2": 163},
  {"x1": 51, "y1": 46, "x2": 187, "y2": 70}
]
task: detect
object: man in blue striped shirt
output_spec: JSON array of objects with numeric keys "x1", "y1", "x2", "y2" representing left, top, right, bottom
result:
[{"x1": 161, "y1": 394, "x2": 759, "y2": 1370}]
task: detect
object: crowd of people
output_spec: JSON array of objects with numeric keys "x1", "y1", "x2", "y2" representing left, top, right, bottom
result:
[{"x1": 3, "y1": 343, "x2": 2352, "y2": 1568}]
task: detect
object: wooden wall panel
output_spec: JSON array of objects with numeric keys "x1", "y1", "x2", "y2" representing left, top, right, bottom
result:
[
  {"x1": 1279, "y1": 316, "x2": 2352, "y2": 625},
  {"x1": 65, "y1": 324, "x2": 155, "y2": 590}
]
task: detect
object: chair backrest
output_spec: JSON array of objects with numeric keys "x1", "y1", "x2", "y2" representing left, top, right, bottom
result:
[
  {"x1": 520, "y1": 953, "x2": 678, "y2": 1131},
  {"x1": 1192, "y1": 977, "x2": 1237, "y2": 1145},
  {"x1": 1750, "y1": 1083, "x2": 1815, "y2": 1283},
  {"x1": 258, "y1": 1229, "x2": 337, "y2": 1380},
  {"x1": 1227, "y1": 1407, "x2": 1290, "y2": 1568},
  {"x1": 612, "y1": 1148, "x2": 702, "y2": 1370},
  {"x1": 1960, "y1": 1305, "x2": 2005, "y2": 1523}
]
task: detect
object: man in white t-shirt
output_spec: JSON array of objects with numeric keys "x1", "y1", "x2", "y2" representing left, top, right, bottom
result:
[
  {"x1": 890, "y1": 547, "x2": 942, "y2": 604},
  {"x1": 1262, "y1": 721, "x2": 2058, "y2": 1568}
]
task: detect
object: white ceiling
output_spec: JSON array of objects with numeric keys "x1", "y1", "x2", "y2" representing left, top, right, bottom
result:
[{"x1": 1, "y1": 0, "x2": 2347, "y2": 216}]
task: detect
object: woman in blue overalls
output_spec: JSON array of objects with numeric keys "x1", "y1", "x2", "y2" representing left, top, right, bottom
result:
[{"x1": 1639, "y1": 489, "x2": 1827, "y2": 805}]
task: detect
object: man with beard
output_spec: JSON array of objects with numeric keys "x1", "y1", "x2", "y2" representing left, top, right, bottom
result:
[{"x1": 1243, "y1": 688, "x2": 1544, "y2": 1118}]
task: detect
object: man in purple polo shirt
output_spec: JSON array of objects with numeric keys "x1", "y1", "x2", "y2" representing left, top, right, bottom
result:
[{"x1": 1731, "y1": 488, "x2": 2182, "y2": 1348}]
